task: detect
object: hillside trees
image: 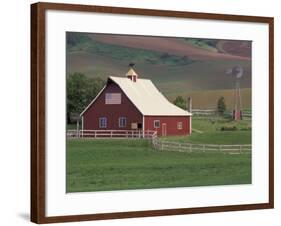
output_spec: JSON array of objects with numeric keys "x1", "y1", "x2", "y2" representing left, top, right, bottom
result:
[{"x1": 67, "y1": 72, "x2": 105, "y2": 123}]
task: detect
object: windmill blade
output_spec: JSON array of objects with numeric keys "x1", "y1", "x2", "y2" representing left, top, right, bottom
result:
[
  {"x1": 225, "y1": 68, "x2": 233, "y2": 75},
  {"x1": 232, "y1": 66, "x2": 244, "y2": 78}
]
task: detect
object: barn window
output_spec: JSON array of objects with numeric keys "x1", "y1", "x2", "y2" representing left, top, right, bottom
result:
[
  {"x1": 177, "y1": 122, "x2": 183, "y2": 130},
  {"x1": 119, "y1": 117, "x2": 126, "y2": 128},
  {"x1": 99, "y1": 117, "x2": 107, "y2": 128},
  {"x1": 154, "y1": 120, "x2": 160, "y2": 128},
  {"x1": 105, "y1": 93, "x2": 121, "y2": 104}
]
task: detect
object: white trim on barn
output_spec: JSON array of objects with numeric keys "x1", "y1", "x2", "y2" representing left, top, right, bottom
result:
[
  {"x1": 190, "y1": 116, "x2": 192, "y2": 134},
  {"x1": 81, "y1": 116, "x2": 84, "y2": 137},
  {"x1": 142, "y1": 115, "x2": 145, "y2": 137}
]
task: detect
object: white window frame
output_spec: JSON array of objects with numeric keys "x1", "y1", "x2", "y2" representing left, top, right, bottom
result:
[
  {"x1": 99, "y1": 117, "x2": 107, "y2": 128},
  {"x1": 119, "y1": 117, "x2": 127, "y2": 128},
  {"x1": 154, "y1": 120, "x2": 160, "y2": 128},
  {"x1": 177, "y1": 122, "x2": 183, "y2": 130}
]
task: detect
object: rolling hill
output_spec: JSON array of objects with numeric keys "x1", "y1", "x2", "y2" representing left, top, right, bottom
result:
[{"x1": 66, "y1": 32, "x2": 252, "y2": 109}]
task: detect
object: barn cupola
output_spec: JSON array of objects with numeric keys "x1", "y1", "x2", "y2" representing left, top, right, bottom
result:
[{"x1": 126, "y1": 63, "x2": 138, "y2": 82}]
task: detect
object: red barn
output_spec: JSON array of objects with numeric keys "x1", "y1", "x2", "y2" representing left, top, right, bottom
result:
[{"x1": 80, "y1": 68, "x2": 192, "y2": 136}]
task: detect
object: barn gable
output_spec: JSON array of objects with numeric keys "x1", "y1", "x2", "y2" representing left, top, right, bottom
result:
[
  {"x1": 81, "y1": 81, "x2": 143, "y2": 130},
  {"x1": 80, "y1": 78, "x2": 143, "y2": 117}
]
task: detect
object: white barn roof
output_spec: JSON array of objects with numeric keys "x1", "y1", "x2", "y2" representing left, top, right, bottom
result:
[
  {"x1": 108, "y1": 76, "x2": 191, "y2": 116},
  {"x1": 80, "y1": 68, "x2": 192, "y2": 117}
]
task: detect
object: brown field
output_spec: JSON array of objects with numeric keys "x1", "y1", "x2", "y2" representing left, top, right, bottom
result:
[
  {"x1": 217, "y1": 40, "x2": 251, "y2": 58},
  {"x1": 90, "y1": 34, "x2": 250, "y2": 61}
]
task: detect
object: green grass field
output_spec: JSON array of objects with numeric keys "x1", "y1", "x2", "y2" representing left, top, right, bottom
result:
[
  {"x1": 161, "y1": 118, "x2": 251, "y2": 144},
  {"x1": 66, "y1": 117, "x2": 251, "y2": 192},
  {"x1": 67, "y1": 140, "x2": 251, "y2": 192}
]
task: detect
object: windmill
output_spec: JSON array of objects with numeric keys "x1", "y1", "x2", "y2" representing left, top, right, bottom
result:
[{"x1": 226, "y1": 66, "x2": 244, "y2": 120}]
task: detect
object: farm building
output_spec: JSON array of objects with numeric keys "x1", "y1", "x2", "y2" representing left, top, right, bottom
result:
[{"x1": 80, "y1": 67, "x2": 192, "y2": 136}]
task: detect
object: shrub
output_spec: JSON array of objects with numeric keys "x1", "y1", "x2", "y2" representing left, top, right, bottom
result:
[{"x1": 221, "y1": 126, "x2": 238, "y2": 131}]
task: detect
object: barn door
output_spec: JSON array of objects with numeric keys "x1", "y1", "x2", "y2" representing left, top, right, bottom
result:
[{"x1": 162, "y1": 123, "x2": 167, "y2": 136}]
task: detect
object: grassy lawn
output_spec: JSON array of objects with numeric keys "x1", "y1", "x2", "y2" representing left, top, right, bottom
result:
[
  {"x1": 67, "y1": 123, "x2": 77, "y2": 130},
  {"x1": 161, "y1": 118, "x2": 251, "y2": 144},
  {"x1": 161, "y1": 131, "x2": 251, "y2": 145},
  {"x1": 192, "y1": 117, "x2": 251, "y2": 132},
  {"x1": 67, "y1": 139, "x2": 251, "y2": 193}
]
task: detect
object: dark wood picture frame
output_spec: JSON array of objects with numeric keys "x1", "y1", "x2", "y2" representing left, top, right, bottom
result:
[{"x1": 31, "y1": 2, "x2": 274, "y2": 224}]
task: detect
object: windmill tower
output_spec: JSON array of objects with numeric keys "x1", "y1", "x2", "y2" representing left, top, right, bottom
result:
[{"x1": 227, "y1": 66, "x2": 244, "y2": 120}]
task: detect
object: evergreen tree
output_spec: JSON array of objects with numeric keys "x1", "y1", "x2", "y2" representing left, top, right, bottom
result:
[
  {"x1": 217, "y1": 96, "x2": 226, "y2": 115},
  {"x1": 173, "y1": 96, "x2": 187, "y2": 110}
]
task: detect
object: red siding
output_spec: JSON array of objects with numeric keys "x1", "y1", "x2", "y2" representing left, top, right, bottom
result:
[
  {"x1": 144, "y1": 116, "x2": 191, "y2": 136},
  {"x1": 83, "y1": 81, "x2": 143, "y2": 130}
]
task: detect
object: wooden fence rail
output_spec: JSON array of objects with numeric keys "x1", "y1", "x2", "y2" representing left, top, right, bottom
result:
[{"x1": 152, "y1": 138, "x2": 251, "y2": 154}]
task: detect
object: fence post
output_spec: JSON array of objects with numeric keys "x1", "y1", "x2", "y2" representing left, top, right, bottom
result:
[
  {"x1": 240, "y1": 145, "x2": 242, "y2": 154},
  {"x1": 189, "y1": 144, "x2": 192, "y2": 152},
  {"x1": 219, "y1": 145, "x2": 221, "y2": 152},
  {"x1": 203, "y1": 145, "x2": 205, "y2": 152}
]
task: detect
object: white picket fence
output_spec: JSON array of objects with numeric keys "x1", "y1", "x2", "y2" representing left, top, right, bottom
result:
[
  {"x1": 192, "y1": 109, "x2": 217, "y2": 118},
  {"x1": 242, "y1": 110, "x2": 252, "y2": 119},
  {"x1": 192, "y1": 109, "x2": 252, "y2": 120},
  {"x1": 67, "y1": 129, "x2": 157, "y2": 139},
  {"x1": 66, "y1": 129, "x2": 251, "y2": 154},
  {"x1": 152, "y1": 138, "x2": 251, "y2": 154}
]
